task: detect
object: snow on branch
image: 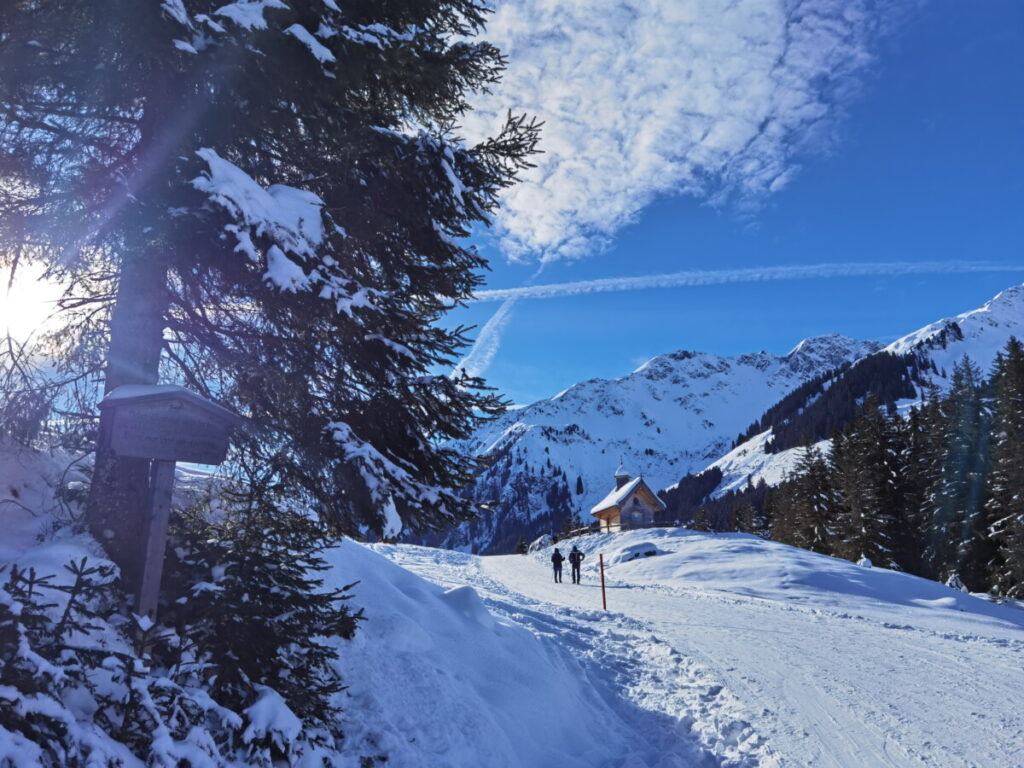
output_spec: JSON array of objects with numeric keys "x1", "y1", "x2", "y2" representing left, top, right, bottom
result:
[
  {"x1": 213, "y1": 0, "x2": 287, "y2": 31},
  {"x1": 161, "y1": 0, "x2": 193, "y2": 28},
  {"x1": 192, "y1": 148, "x2": 324, "y2": 291},
  {"x1": 285, "y1": 23, "x2": 336, "y2": 64},
  {"x1": 327, "y1": 421, "x2": 450, "y2": 525}
]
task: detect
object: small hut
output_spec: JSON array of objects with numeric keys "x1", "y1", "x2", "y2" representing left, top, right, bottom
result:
[{"x1": 590, "y1": 463, "x2": 666, "y2": 531}]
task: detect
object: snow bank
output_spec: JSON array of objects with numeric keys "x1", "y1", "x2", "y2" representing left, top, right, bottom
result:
[
  {"x1": 606, "y1": 540, "x2": 665, "y2": 565},
  {"x1": 543, "y1": 528, "x2": 1023, "y2": 629},
  {"x1": 0, "y1": 442, "x2": 642, "y2": 767},
  {"x1": 325, "y1": 541, "x2": 643, "y2": 767}
]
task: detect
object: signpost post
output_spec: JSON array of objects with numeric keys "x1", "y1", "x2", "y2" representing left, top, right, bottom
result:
[{"x1": 97, "y1": 385, "x2": 241, "y2": 619}]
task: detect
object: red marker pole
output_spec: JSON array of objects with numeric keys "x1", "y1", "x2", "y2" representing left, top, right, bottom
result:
[{"x1": 599, "y1": 553, "x2": 607, "y2": 611}]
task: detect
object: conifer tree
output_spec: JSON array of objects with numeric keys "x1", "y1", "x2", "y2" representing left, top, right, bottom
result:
[
  {"x1": 161, "y1": 492, "x2": 361, "y2": 743},
  {"x1": 766, "y1": 482, "x2": 795, "y2": 544},
  {"x1": 0, "y1": 1, "x2": 540, "y2": 578},
  {"x1": 831, "y1": 399, "x2": 899, "y2": 566},
  {"x1": 786, "y1": 443, "x2": 835, "y2": 554},
  {"x1": 923, "y1": 357, "x2": 990, "y2": 585},
  {"x1": 900, "y1": 390, "x2": 944, "y2": 576},
  {"x1": 732, "y1": 500, "x2": 757, "y2": 535},
  {"x1": 988, "y1": 338, "x2": 1024, "y2": 596},
  {"x1": 886, "y1": 411, "x2": 921, "y2": 573},
  {"x1": 693, "y1": 506, "x2": 711, "y2": 532}
]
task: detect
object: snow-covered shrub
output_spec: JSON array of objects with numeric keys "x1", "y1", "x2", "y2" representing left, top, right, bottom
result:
[
  {"x1": 945, "y1": 572, "x2": 968, "y2": 593},
  {"x1": 0, "y1": 557, "x2": 245, "y2": 767},
  {"x1": 159, "y1": 492, "x2": 361, "y2": 764},
  {"x1": 0, "y1": 488, "x2": 362, "y2": 767},
  {"x1": 528, "y1": 534, "x2": 553, "y2": 554},
  {"x1": 0, "y1": 566, "x2": 80, "y2": 765}
]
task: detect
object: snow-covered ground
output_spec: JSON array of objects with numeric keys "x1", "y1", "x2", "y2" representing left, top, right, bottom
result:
[
  {"x1": 377, "y1": 528, "x2": 1024, "y2": 767},
  {"x1": 0, "y1": 444, "x2": 750, "y2": 767},
  {"x1": 4, "y1": 443, "x2": 1022, "y2": 766}
]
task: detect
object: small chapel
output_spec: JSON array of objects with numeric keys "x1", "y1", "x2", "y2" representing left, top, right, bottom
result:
[{"x1": 589, "y1": 463, "x2": 666, "y2": 531}]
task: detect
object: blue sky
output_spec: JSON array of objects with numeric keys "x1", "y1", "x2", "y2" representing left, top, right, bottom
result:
[{"x1": 450, "y1": 0, "x2": 1024, "y2": 405}]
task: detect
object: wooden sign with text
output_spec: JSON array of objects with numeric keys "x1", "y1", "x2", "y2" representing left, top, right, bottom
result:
[
  {"x1": 98, "y1": 386, "x2": 241, "y2": 619},
  {"x1": 101, "y1": 386, "x2": 240, "y2": 465}
]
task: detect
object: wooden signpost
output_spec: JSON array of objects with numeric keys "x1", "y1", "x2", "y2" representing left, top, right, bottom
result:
[
  {"x1": 98, "y1": 385, "x2": 241, "y2": 620},
  {"x1": 599, "y1": 553, "x2": 607, "y2": 611}
]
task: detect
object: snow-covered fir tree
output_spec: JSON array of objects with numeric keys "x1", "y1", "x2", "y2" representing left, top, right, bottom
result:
[
  {"x1": 785, "y1": 443, "x2": 835, "y2": 554},
  {"x1": 922, "y1": 357, "x2": 990, "y2": 585},
  {"x1": 0, "y1": 0, "x2": 540, "y2": 581},
  {"x1": 830, "y1": 398, "x2": 899, "y2": 567},
  {"x1": 987, "y1": 337, "x2": 1024, "y2": 596}
]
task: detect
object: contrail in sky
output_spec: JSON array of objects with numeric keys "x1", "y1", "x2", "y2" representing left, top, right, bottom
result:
[
  {"x1": 454, "y1": 297, "x2": 518, "y2": 379},
  {"x1": 472, "y1": 261, "x2": 1024, "y2": 303}
]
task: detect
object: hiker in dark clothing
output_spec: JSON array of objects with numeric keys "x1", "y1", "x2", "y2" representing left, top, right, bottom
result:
[
  {"x1": 568, "y1": 546, "x2": 585, "y2": 584},
  {"x1": 551, "y1": 548, "x2": 565, "y2": 583}
]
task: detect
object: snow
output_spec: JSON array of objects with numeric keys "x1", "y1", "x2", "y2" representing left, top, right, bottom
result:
[
  {"x1": 381, "y1": 495, "x2": 402, "y2": 538},
  {"x1": 161, "y1": 0, "x2": 191, "y2": 28},
  {"x1": 192, "y1": 148, "x2": 324, "y2": 290},
  {"x1": 4, "y1": 442, "x2": 724, "y2": 766},
  {"x1": 4, "y1": 441, "x2": 1022, "y2": 765},
  {"x1": 590, "y1": 474, "x2": 644, "y2": 514},
  {"x1": 383, "y1": 528, "x2": 1024, "y2": 767},
  {"x1": 172, "y1": 39, "x2": 198, "y2": 54},
  {"x1": 527, "y1": 533, "x2": 553, "y2": 553},
  {"x1": 605, "y1": 540, "x2": 665, "y2": 565},
  {"x1": 699, "y1": 430, "x2": 831, "y2": 498},
  {"x1": 264, "y1": 244, "x2": 312, "y2": 292},
  {"x1": 285, "y1": 23, "x2": 336, "y2": 64},
  {"x1": 884, "y1": 283, "x2": 1024, "y2": 367},
  {"x1": 213, "y1": 0, "x2": 287, "y2": 30},
  {"x1": 325, "y1": 540, "x2": 687, "y2": 767},
  {"x1": 242, "y1": 686, "x2": 303, "y2": 753}
]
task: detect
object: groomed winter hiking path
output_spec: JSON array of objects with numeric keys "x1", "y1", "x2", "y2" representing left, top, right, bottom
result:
[{"x1": 378, "y1": 529, "x2": 1024, "y2": 768}]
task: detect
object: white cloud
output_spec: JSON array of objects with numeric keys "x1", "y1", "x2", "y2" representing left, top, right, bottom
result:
[
  {"x1": 472, "y1": 261, "x2": 1024, "y2": 303},
  {"x1": 464, "y1": 0, "x2": 910, "y2": 262}
]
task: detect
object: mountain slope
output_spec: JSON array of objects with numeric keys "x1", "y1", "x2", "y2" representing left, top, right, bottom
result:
[
  {"x1": 703, "y1": 283, "x2": 1024, "y2": 497},
  {"x1": 437, "y1": 335, "x2": 879, "y2": 553}
]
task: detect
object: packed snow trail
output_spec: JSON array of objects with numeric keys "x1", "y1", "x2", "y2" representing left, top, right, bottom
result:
[{"x1": 378, "y1": 529, "x2": 1024, "y2": 768}]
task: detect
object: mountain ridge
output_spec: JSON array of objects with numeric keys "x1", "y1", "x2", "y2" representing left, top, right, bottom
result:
[
  {"x1": 700, "y1": 282, "x2": 1024, "y2": 500},
  {"x1": 436, "y1": 334, "x2": 881, "y2": 553},
  {"x1": 434, "y1": 283, "x2": 1024, "y2": 554}
]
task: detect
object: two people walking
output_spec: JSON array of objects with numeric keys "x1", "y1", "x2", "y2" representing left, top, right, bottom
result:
[{"x1": 551, "y1": 545, "x2": 586, "y2": 584}]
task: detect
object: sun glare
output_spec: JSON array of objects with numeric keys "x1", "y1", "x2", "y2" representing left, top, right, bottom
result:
[{"x1": 0, "y1": 263, "x2": 63, "y2": 342}]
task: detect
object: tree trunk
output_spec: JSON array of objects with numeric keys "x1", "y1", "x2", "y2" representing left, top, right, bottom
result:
[{"x1": 85, "y1": 250, "x2": 168, "y2": 590}]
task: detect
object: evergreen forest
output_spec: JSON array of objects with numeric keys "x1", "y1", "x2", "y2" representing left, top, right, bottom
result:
[{"x1": 670, "y1": 338, "x2": 1024, "y2": 598}]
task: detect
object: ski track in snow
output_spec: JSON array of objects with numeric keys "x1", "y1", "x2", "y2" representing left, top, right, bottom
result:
[
  {"x1": 376, "y1": 535, "x2": 1024, "y2": 768},
  {"x1": 377, "y1": 545, "x2": 775, "y2": 768}
]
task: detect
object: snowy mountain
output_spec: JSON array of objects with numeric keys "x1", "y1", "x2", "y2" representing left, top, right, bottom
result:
[
  {"x1": 437, "y1": 283, "x2": 1024, "y2": 554},
  {"x1": 703, "y1": 282, "x2": 1024, "y2": 498},
  {"x1": 434, "y1": 335, "x2": 880, "y2": 553}
]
